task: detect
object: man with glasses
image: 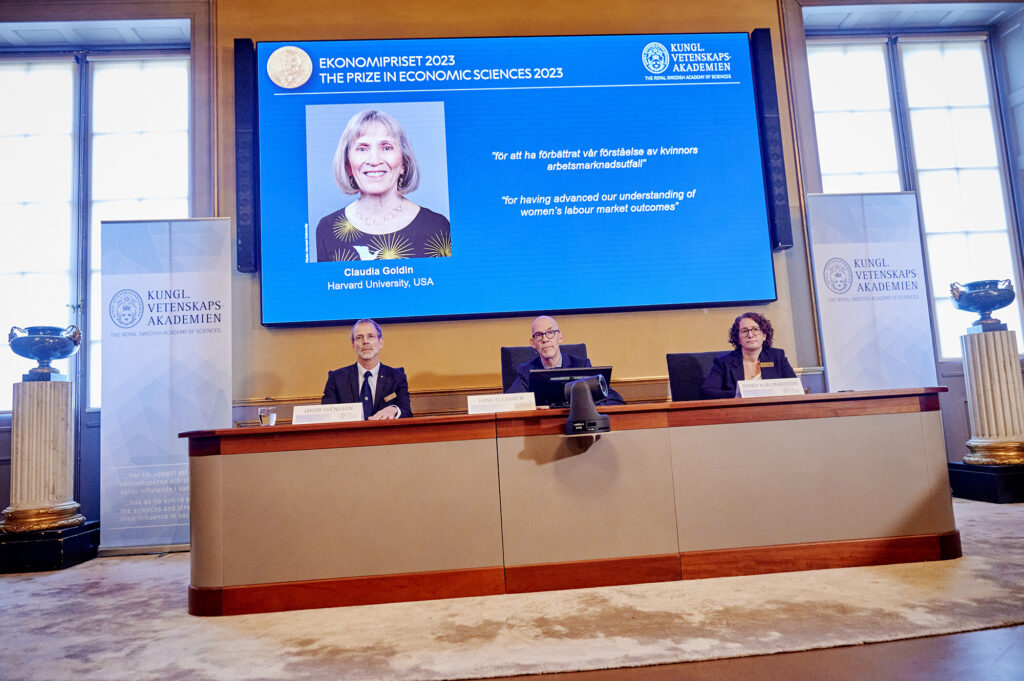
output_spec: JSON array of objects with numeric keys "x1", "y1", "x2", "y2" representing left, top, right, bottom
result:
[
  {"x1": 321, "y1": 318, "x2": 412, "y2": 419},
  {"x1": 504, "y1": 315, "x2": 624, "y2": 404}
]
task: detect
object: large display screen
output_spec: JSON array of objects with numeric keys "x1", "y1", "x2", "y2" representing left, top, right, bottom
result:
[{"x1": 256, "y1": 33, "x2": 778, "y2": 325}]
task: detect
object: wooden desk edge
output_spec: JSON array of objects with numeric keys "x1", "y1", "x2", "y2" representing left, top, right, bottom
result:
[{"x1": 184, "y1": 387, "x2": 947, "y2": 454}]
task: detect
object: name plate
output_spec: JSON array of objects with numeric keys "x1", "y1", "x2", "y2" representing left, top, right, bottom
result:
[
  {"x1": 467, "y1": 392, "x2": 536, "y2": 414},
  {"x1": 736, "y1": 378, "x2": 804, "y2": 398},
  {"x1": 292, "y1": 403, "x2": 363, "y2": 424}
]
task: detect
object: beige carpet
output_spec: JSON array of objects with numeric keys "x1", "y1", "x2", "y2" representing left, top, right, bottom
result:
[{"x1": 2, "y1": 498, "x2": 1023, "y2": 681}]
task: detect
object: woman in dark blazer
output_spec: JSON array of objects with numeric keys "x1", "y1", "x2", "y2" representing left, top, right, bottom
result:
[{"x1": 702, "y1": 312, "x2": 796, "y2": 399}]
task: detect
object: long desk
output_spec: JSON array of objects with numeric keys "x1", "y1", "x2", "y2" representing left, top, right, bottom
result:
[{"x1": 183, "y1": 388, "x2": 960, "y2": 616}]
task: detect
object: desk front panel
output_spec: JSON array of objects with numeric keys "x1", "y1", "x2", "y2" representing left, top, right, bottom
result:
[
  {"x1": 670, "y1": 411, "x2": 956, "y2": 552},
  {"x1": 497, "y1": 428, "x2": 678, "y2": 566},
  {"x1": 191, "y1": 438, "x2": 503, "y2": 588}
]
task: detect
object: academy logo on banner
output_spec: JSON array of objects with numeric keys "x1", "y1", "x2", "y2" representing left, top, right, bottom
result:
[
  {"x1": 820, "y1": 255, "x2": 923, "y2": 300},
  {"x1": 106, "y1": 287, "x2": 225, "y2": 336}
]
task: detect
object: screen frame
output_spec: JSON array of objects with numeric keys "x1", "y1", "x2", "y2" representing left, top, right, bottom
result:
[{"x1": 250, "y1": 31, "x2": 782, "y2": 328}]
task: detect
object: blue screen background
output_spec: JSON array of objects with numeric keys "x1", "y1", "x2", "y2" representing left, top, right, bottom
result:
[{"x1": 257, "y1": 33, "x2": 777, "y2": 325}]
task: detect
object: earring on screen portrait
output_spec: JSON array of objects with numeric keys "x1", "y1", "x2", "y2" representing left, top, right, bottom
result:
[
  {"x1": 398, "y1": 173, "x2": 406, "y2": 189},
  {"x1": 348, "y1": 174, "x2": 357, "y2": 189}
]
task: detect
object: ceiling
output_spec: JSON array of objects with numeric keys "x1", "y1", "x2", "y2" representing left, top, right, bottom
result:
[
  {"x1": 0, "y1": 19, "x2": 190, "y2": 50},
  {"x1": 803, "y1": 2, "x2": 1023, "y2": 32}
]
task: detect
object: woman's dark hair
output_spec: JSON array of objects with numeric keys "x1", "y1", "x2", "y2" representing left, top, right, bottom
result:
[{"x1": 728, "y1": 312, "x2": 774, "y2": 350}]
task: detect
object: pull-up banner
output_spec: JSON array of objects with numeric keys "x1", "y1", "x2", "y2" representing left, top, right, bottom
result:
[
  {"x1": 100, "y1": 218, "x2": 232, "y2": 549},
  {"x1": 806, "y1": 193, "x2": 937, "y2": 391}
]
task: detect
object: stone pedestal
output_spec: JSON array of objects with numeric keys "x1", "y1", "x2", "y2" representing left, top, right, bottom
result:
[
  {"x1": 960, "y1": 330, "x2": 1024, "y2": 465},
  {"x1": 0, "y1": 381, "x2": 85, "y2": 533},
  {"x1": 0, "y1": 520, "x2": 100, "y2": 572}
]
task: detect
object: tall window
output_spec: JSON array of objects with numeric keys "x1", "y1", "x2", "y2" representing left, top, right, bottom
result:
[
  {"x1": 807, "y1": 41, "x2": 901, "y2": 193},
  {"x1": 0, "y1": 61, "x2": 76, "y2": 407},
  {"x1": 807, "y1": 36, "x2": 1022, "y2": 359},
  {"x1": 0, "y1": 53, "x2": 191, "y2": 411}
]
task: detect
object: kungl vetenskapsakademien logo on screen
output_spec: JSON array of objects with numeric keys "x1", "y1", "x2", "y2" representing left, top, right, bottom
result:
[
  {"x1": 642, "y1": 42, "x2": 669, "y2": 74},
  {"x1": 822, "y1": 258, "x2": 854, "y2": 294},
  {"x1": 109, "y1": 289, "x2": 145, "y2": 328}
]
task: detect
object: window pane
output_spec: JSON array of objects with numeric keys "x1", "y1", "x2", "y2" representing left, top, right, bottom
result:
[
  {"x1": 88, "y1": 57, "x2": 191, "y2": 409},
  {"x1": 901, "y1": 39, "x2": 1021, "y2": 359},
  {"x1": 0, "y1": 62, "x2": 74, "y2": 134},
  {"x1": 902, "y1": 42, "x2": 989, "y2": 108},
  {"x1": 909, "y1": 109, "x2": 955, "y2": 170},
  {"x1": 910, "y1": 107, "x2": 998, "y2": 172},
  {"x1": 0, "y1": 60, "x2": 75, "y2": 411},
  {"x1": 0, "y1": 202, "x2": 72, "y2": 273},
  {"x1": 820, "y1": 172, "x2": 900, "y2": 194},
  {"x1": 93, "y1": 60, "x2": 189, "y2": 133},
  {"x1": 950, "y1": 108, "x2": 998, "y2": 168},
  {"x1": 807, "y1": 43, "x2": 892, "y2": 111},
  {"x1": 91, "y1": 131, "x2": 190, "y2": 200},
  {"x1": 807, "y1": 42, "x2": 901, "y2": 195},
  {"x1": 917, "y1": 169, "x2": 1006, "y2": 235},
  {"x1": 926, "y1": 232, "x2": 1016, "y2": 293},
  {"x1": 814, "y1": 110, "x2": 900, "y2": 175},
  {"x1": 0, "y1": 134, "x2": 73, "y2": 204},
  {"x1": 958, "y1": 169, "x2": 1008, "y2": 231},
  {"x1": 0, "y1": 273, "x2": 74, "y2": 328},
  {"x1": 0, "y1": 54, "x2": 191, "y2": 411}
]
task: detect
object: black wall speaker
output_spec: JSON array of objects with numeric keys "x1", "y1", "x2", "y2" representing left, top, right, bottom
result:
[
  {"x1": 234, "y1": 38, "x2": 260, "y2": 273},
  {"x1": 751, "y1": 28, "x2": 793, "y2": 252}
]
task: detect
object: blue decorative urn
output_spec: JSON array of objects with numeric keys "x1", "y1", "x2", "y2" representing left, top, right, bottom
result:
[
  {"x1": 8, "y1": 325, "x2": 81, "y2": 381},
  {"x1": 950, "y1": 280, "x2": 1015, "y2": 333}
]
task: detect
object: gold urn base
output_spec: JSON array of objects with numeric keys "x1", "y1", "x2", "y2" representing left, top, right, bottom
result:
[
  {"x1": 964, "y1": 440, "x2": 1024, "y2": 466},
  {"x1": 0, "y1": 501, "x2": 85, "y2": 534}
]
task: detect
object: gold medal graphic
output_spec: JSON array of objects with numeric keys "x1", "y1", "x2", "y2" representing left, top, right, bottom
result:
[{"x1": 267, "y1": 46, "x2": 313, "y2": 89}]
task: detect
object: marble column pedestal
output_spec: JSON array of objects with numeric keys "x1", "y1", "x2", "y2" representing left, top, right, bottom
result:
[
  {"x1": 960, "y1": 330, "x2": 1024, "y2": 464},
  {"x1": 950, "y1": 330, "x2": 1024, "y2": 503},
  {"x1": 0, "y1": 381, "x2": 84, "y2": 533}
]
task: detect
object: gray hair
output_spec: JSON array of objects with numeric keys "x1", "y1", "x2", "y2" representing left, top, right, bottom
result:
[
  {"x1": 350, "y1": 318, "x2": 383, "y2": 341},
  {"x1": 332, "y1": 109, "x2": 420, "y2": 195}
]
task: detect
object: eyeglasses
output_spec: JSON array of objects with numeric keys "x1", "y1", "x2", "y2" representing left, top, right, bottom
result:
[
  {"x1": 353, "y1": 334, "x2": 379, "y2": 342},
  {"x1": 738, "y1": 327, "x2": 762, "y2": 338},
  {"x1": 532, "y1": 329, "x2": 559, "y2": 342}
]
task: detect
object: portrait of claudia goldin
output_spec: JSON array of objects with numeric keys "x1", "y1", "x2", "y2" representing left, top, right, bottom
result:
[{"x1": 307, "y1": 103, "x2": 452, "y2": 262}]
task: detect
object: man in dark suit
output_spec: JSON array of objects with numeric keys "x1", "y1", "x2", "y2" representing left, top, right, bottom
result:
[
  {"x1": 505, "y1": 315, "x2": 624, "y2": 404},
  {"x1": 321, "y1": 318, "x2": 412, "y2": 419}
]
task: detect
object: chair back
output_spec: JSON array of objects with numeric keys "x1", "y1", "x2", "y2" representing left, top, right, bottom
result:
[
  {"x1": 500, "y1": 343, "x2": 588, "y2": 391},
  {"x1": 666, "y1": 352, "x2": 721, "y2": 401}
]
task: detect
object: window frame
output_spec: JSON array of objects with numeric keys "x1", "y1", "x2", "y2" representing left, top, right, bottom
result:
[
  {"x1": 0, "y1": 2, "x2": 213, "y2": 525},
  {"x1": 0, "y1": 47, "x2": 194, "y2": 414},
  {"x1": 780, "y1": 0, "x2": 1024, "y2": 367},
  {"x1": 894, "y1": 34, "x2": 1024, "y2": 359},
  {"x1": 801, "y1": 27, "x2": 1024, "y2": 361},
  {"x1": 790, "y1": 7, "x2": 1024, "y2": 364},
  {"x1": 805, "y1": 36, "x2": 905, "y2": 193}
]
